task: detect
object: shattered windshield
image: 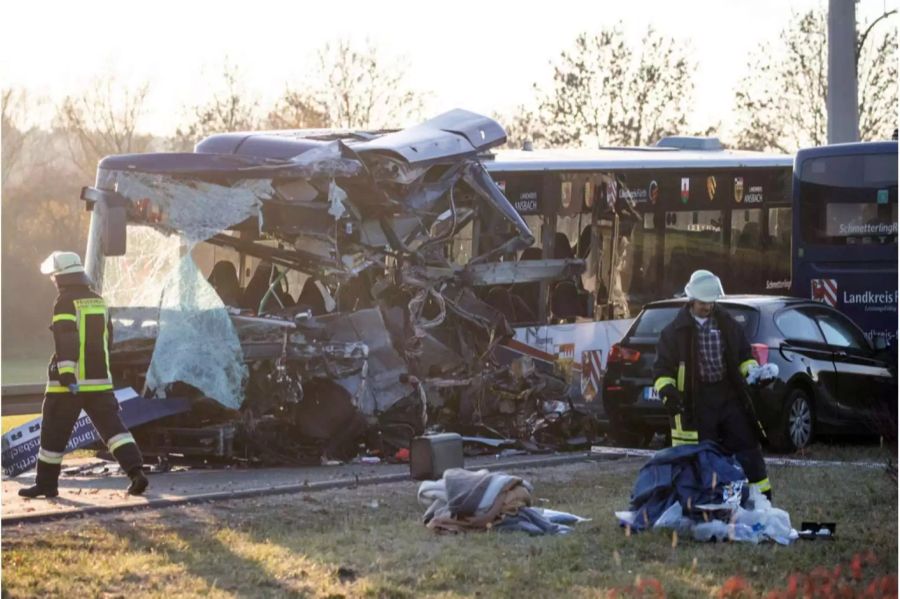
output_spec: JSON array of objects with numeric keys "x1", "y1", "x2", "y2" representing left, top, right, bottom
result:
[{"x1": 100, "y1": 173, "x2": 270, "y2": 409}]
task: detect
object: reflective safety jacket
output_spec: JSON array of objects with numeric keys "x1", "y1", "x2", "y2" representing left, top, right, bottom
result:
[
  {"x1": 46, "y1": 275, "x2": 113, "y2": 394},
  {"x1": 652, "y1": 304, "x2": 758, "y2": 445}
]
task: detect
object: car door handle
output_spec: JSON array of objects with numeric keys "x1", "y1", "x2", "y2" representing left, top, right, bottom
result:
[{"x1": 834, "y1": 350, "x2": 848, "y2": 358}]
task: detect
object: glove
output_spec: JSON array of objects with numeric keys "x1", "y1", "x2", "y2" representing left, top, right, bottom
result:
[
  {"x1": 68, "y1": 384, "x2": 80, "y2": 395},
  {"x1": 59, "y1": 371, "x2": 77, "y2": 389},
  {"x1": 747, "y1": 363, "x2": 779, "y2": 387},
  {"x1": 659, "y1": 386, "x2": 684, "y2": 416}
]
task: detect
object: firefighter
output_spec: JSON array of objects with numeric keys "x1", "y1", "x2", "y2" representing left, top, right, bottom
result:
[
  {"x1": 652, "y1": 270, "x2": 773, "y2": 500},
  {"x1": 18, "y1": 252, "x2": 148, "y2": 498}
]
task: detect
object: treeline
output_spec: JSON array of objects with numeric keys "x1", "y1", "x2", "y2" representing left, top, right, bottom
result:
[{"x1": 2, "y1": 11, "x2": 896, "y2": 365}]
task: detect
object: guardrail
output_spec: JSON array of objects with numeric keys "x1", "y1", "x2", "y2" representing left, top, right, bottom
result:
[{"x1": 1, "y1": 384, "x2": 44, "y2": 416}]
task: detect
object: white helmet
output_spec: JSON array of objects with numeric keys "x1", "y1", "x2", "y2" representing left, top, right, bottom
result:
[
  {"x1": 684, "y1": 270, "x2": 724, "y2": 302},
  {"x1": 40, "y1": 251, "x2": 85, "y2": 276}
]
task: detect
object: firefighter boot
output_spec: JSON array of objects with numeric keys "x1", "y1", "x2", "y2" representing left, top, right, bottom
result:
[
  {"x1": 127, "y1": 467, "x2": 148, "y2": 496},
  {"x1": 18, "y1": 461, "x2": 61, "y2": 498}
]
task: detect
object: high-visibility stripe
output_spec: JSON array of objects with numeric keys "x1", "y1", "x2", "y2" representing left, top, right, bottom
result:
[
  {"x1": 671, "y1": 437, "x2": 699, "y2": 447},
  {"x1": 751, "y1": 478, "x2": 772, "y2": 493},
  {"x1": 38, "y1": 448, "x2": 65, "y2": 464},
  {"x1": 79, "y1": 384, "x2": 113, "y2": 392},
  {"x1": 52, "y1": 313, "x2": 77, "y2": 323},
  {"x1": 102, "y1": 315, "x2": 110, "y2": 378},
  {"x1": 47, "y1": 378, "x2": 112, "y2": 387},
  {"x1": 740, "y1": 359, "x2": 759, "y2": 377},
  {"x1": 46, "y1": 383, "x2": 113, "y2": 393},
  {"x1": 654, "y1": 377, "x2": 676, "y2": 392},
  {"x1": 73, "y1": 299, "x2": 110, "y2": 382},
  {"x1": 677, "y1": 362, "x2": 686, "y2": 392},
  {"x1": 107, "y1": 433, "x2": 136, "y2": 453},
  {"x1": 670, "y1": 413, "x2": 699, "y2": 446},
  {"x1": 57, "y1": 360, "x2": 77, "y2": 375}
]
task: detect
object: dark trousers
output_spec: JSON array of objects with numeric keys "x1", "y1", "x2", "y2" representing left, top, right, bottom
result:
[
  {"x1": 694, "y1": 380, "x2": 768, "y2": 486},
  {"x1": 37, "y1": 391, "x2": 143, "y2": 487}
]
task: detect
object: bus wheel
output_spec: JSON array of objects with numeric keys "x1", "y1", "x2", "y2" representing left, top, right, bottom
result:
[{"x1": 771, "y1": 388, "x2": 814, "y2": 453}]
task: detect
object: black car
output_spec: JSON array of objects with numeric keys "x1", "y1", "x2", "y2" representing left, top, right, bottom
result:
[{"x1": 602, "y1": 296, "x2": 897, "y2": 452}]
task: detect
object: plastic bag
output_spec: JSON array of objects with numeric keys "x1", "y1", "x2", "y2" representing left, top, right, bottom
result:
[
  {"x1": 652, "y1": 502, "x2": 694, "y2": 533},
  {"x1": 615, "y1": 511, "x2": 638, "y2": 527},
  {"x1": 731, "y1": 523, "x2": 762, "y2": 544},
  {"x1": 653, "y1": 502, "x2": 683, "y2": 528},
  {"x1": 693, "y1": 520, "x2": 731, "y2": 542},
  {"x1": 734, "y1": 487, "x2": 797, "y2": 545}
]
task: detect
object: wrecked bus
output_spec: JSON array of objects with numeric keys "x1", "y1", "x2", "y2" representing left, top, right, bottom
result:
[{"x1": 76, "y1": 110, "x2": 590, "y2": 464}]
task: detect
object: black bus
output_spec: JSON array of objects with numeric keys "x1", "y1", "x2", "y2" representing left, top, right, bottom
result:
[{"x1": 792, "y1": 140, "x2": 898, "y2": 346}]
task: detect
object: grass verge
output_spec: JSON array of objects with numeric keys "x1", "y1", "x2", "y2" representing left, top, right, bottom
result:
[{"x1": 2, "y1": 454, "x2": 897, "y2": 598}]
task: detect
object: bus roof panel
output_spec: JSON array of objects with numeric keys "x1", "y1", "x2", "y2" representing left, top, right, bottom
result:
[
  {"x1": 484, "y1": 148, "x2": 794, "y2": 172},
  {"x1": 795, "y1": 140, "x2": 897, "y2": 161}
]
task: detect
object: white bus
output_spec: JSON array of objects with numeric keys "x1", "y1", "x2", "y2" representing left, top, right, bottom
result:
[{"x1": 477, "y1": 138, "x2": 794, "y2": 404}]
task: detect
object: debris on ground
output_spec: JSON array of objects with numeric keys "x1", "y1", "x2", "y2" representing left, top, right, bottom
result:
[
  {"x1": 417, "y1": 468, "x2": 588, "y2": 535},
  {"x1": 615, "y1": 440, "x2": 798, "y2": 544}
]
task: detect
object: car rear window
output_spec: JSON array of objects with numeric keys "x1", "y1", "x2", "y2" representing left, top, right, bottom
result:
[
  {"x1": 774, "y1": 308, "x2": 826, "y2": 343},
  {"x1": 631, "y1": 305, "x2": 759, "y2": 339},
  {"x1": 723, "y1": 306, "x2": 759, "y2": 335},
  {"x1": 632, "y1": 307, "x2": 680, "y2": 337}
]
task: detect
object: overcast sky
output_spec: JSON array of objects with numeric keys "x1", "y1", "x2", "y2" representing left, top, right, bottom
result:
[{"x1": 1, "y1": 0, "x2": 897, "y2": 137}]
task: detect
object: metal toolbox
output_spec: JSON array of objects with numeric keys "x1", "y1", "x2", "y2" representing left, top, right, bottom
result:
[{"x1": 410, "y1": 433, "x2": 464, "y2": 480}]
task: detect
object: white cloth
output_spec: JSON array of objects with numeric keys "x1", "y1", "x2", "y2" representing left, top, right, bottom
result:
[{"x1": 746, "y1": 363, "x2": 779, "y2": 384}]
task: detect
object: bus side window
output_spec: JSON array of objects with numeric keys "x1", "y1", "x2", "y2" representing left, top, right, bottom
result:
[
  {"x1": 729, "y1": 209, "x2": 763, "y2": 293},
  {"x1": 765, "y1": 207, "x2": 792, "y2": 287}
]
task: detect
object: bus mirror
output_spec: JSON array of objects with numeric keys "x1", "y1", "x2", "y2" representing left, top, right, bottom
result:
[
  {"x1": 81, "y1": 186, "x2": 128, "y2": 256},
  {"x1": 104, "y1": 203, "x2": 127, "y2": 256}
]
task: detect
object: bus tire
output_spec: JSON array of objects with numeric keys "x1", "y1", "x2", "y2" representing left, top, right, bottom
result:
[{"x1": 770, "y1": 387, "x2": 814, "y2": 453}]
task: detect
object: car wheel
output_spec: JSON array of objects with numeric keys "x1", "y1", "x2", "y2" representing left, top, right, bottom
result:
[{"x1": 771, "y1": 387, "x2": 814, "y2": 452}]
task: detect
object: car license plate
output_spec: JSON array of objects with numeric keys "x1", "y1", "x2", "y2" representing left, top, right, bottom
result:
[{"x1": 642, "y1": 386, "x2": 660, "y2": 402}]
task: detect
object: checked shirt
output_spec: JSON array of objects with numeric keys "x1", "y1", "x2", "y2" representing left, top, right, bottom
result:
[{"x1": 695, "y1": 317, "x2": 725, "y2": 383}]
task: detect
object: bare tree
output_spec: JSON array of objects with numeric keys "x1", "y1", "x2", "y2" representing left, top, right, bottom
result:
[
  {"x1": 495, "y1": 105, "x2": 548, "y2": 150},
  {"x1": 857, "y1": 10, "x2": 898, "y2": 143},
  {"x1": 2, "y1": 88, "x2": 37, "y2": 188},
  {"x1": 283, "y1": 39, "x2": 426, "y2": 130},
  {"x1": 175, "y1": 61, "x2": 261, "y2": 149},
  {"x1": 614, "y1": 30, "x2": 693, "y2": 146},
  {"x1": 510, "y1": 25, "x2": 695, "y2": 148},
  {"x1": 732, "y1": 9, "x2": 897, "y2": 152},
  {"x1": 266, "y1": 89, "x2": 329, "y2": 130},
  {"x1": 55, "y1": 75, "x2": 152, "y2": 179}
]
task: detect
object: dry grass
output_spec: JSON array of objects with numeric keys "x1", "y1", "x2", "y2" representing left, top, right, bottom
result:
[{"x1": 2, "y1": 453, "x2": 897, "y2": 598}]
